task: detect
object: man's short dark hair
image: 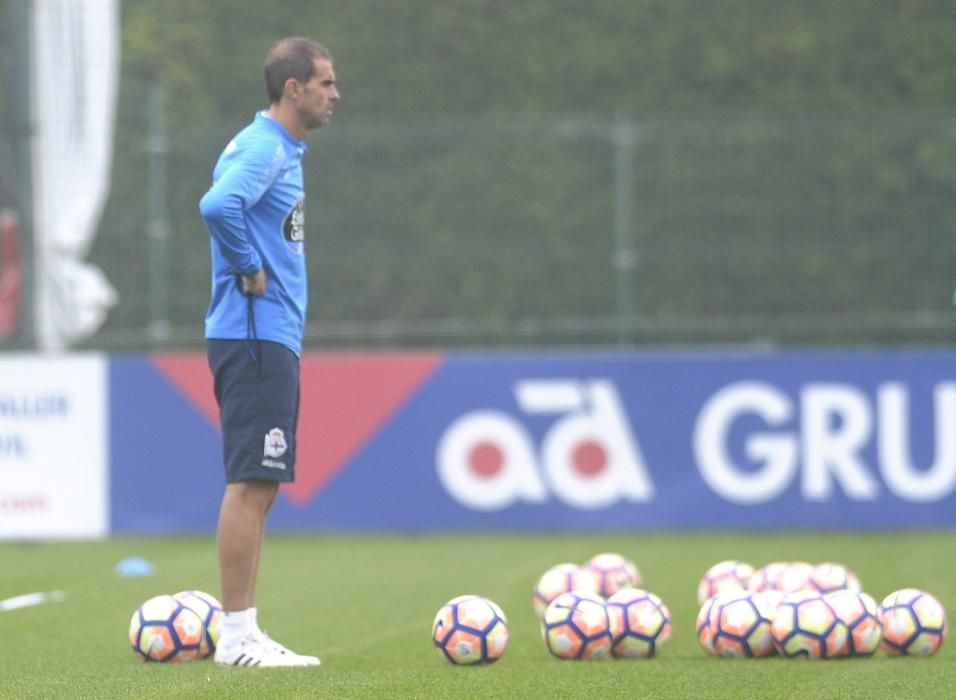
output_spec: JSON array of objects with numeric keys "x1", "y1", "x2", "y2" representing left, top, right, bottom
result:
[{"x1": 264, "y1": 37, "x2": 332, "y2": 104}]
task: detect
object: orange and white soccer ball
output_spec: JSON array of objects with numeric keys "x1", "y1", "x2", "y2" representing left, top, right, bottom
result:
[
  {"x1": 771, "y1": 590, "x2": 847, "y2": 659},
  {"x1": 173, "y1": 590, "x2": 223, "y2": 658},
  {"x1": 710, "y1": 591, "x2": 778, "y2": 657},
  {"x1": 542, "y1": 591, "x2": 612, "y2": 660},
  {"x1": 583, "y1": 552, "x2": 641, "y2": 598},
  {"x1": 532, "y1": 563, "x2": 602, "y2": 619},
  {"x1": 129, "y1": 594, "x2": 205, "y2": 662},
  {"x1": 805, "y1": 562, "x2": 861, "y2": 595},
  {"x1": 606, "y1": 588, "x2": 671, "y2": 658},
  {"x1": 696, "y1": 594, "x2": 722, "y2": 656},
  {"x1": 825, "y1": 590, "x2": 881, "y2": 656},
  {"x1": 697, "y1": 560, "x2": 755, "y2": 606},
  {"x1": 878, "y1": 588, "x2": 948, "y2": 657},
  {"x1": 750, "y1": 561, "x2": 813, "y2": 594},
  {"x1": 432, "y1": 594, "x2": 510, "y2": 665}
]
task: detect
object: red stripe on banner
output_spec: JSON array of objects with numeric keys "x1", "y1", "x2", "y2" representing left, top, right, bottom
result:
[
  {"x1": 289, "y1": 353, "x2": 442, "y2": 505},
  {"x1": 151, "y1": 352, "x2": 443, "y2": 505},
  {"x1": 150, "y1": 354, "x2": 219, "y2": 426}
]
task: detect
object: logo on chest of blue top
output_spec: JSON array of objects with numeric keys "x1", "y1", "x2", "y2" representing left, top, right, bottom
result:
[{"x1": 283, "y1": 198, "x2": 305, "y2": 251}]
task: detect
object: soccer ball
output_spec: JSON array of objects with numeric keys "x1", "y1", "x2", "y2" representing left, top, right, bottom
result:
[
  {"x1": 696, "y1": 595, "x2": 722, "y2": 656},
  {"x1": 710, "y1": 592, "x2": 777, "y2": 657},
  {"x1": 173, "y1": 590, "x2": 223, "y2": 658},
  {"x1": 878, "y1": 588, "x2": 948, "y2": 657},
  {"x1": 697, "y1": 560, "x2": 755, "y2": 606},
  {"x1": 432, "y1": 595, "x2": 509, "y2": 665},
  {"x1": 129, "y1": 594, "x2": 205, "y2": 662},
  {"x1": 750, "y1": 561, "x2": 813, "y2": 593},
  {"x1": 771, "y1": 590, "x2": 847, "y2": 659},
  {"x1": 606, "y1": 588, "x2": 670, "y2": 658},
  {"x1": 825, "y1": 590, "x2": 881, "y2": 656},
  {"x1": 532, "y1": 563, "x2": 601, "y2": 619},
  {"x1": 806, "y1": 562, "x2": 861, "y2": 595},
  {"x1": 748, "y1": 561, "x2": 789, "y2": 591},
  {"x1": 542, "y1": 591, "x2": 612, "y2": 660},
  {"x1": 583, "y1": 552, "x2": 641, "y2": 598}
]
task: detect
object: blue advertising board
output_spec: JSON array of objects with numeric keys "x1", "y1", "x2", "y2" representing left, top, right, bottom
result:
[{"x1": 110, "y1": 350, "x2": 956, "y2": 533}]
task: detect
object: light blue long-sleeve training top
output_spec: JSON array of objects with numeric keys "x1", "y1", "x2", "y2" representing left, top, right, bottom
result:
[{"x1": 199, "y1": 111, "x2": 309, "y2": 355}]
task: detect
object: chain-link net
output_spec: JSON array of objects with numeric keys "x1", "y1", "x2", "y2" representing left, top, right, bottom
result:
[{"x1": 88, "y1": 111, "x2": 956, "y2": 350}]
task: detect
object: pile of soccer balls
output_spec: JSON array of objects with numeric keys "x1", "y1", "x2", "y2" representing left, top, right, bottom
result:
[
  {"x1": 696, "y1": 560, "x2": 948, "y2": 659},
  {"x1": 129, "y1": 590, "x2": 223, "y2": 663},
  {"x1": 432, "y1": 553, "x2": 949, "y2": 665},
  {"x1": 432, "y1": 552, "x2": 672, "y2": 664}
]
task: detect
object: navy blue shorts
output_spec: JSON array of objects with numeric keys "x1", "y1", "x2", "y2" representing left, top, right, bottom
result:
[{"x1": 207, "y1": 339, "x2": 300, "y2": 483}]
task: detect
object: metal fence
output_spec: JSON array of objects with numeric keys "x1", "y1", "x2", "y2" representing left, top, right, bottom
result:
[{"x1": 86, "y1": 109, "x2": 956, "y2": 351}]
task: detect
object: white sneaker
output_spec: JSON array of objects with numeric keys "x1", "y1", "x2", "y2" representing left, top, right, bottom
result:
[
  {"x1": 254, "y1": 629, "x2": 321, "y2": 667},
  {"x1": 214, "y1": 632, "x2": 311, "y2": 668}
]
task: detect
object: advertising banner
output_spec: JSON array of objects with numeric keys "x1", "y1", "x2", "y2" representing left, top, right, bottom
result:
[
  {"x1": 0, "y1": 355, "x2": 108, "y2": 539},
  {"x1": 110, "y1": 350, "x2": 956, "y2": 533}
]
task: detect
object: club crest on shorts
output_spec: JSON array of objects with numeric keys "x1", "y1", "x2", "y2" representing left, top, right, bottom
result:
[{"x1": 263, "y1": 427, "x2": 288, "y2": 459}]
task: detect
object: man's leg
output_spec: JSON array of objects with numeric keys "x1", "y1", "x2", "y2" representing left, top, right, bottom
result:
[
  {"x1": 215, "y1": 479, "x2": 299, "y2": 667},
  {"x1": 217, "y1": 479, "x2": 279, "y2": 612},
  {"x1": 214, "y1": 479, "x2": 318, "y2": 667}
]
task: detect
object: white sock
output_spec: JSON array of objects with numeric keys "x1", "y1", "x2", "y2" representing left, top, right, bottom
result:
[
  {"x1": 221, "y1": 608, "x2": 254, "y2": 646},
  {"x1": 249, "y1": 606, "x2": 261, "y2": 634}
]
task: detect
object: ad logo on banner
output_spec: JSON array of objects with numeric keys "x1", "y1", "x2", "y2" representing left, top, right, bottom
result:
[
  {"x1": 438, "y1": 374, "x2": 956, "y2": 514},
  {"x1": 437, "y1": 379, "x2": 654, "y2": 511}
]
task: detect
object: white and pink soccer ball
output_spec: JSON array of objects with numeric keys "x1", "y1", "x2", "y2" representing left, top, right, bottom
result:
[
  {"x1": 173, "y1": 590, "x2": 223, "y2": 658},
  {"x1": 584, "y1": 552, "x2": 641, "y2": 598},
  {"x1": 749, "y1": 561, "x2": 814, "y2": 594},
  {"x1": 770, "y1": 590, "x2": 847, "y2": 659},
  {"x1": 606, "y1": 588, "x2": 671, "y2": 658},
  {"x1": 541, "y1": 591, "x2": 612, "y2": 660},
  {"x1": 806, "y1": 563, "x2": 861, "y2": 595},
  {"x1": 704, "y1": 591, "x2": 780, "y2": 658},
  {"x1": 432, "y1": 594, "x2": 510, "y2": 665},
  {"x1": 532, "y1": 563, "x2": 602, "y2": 619},
  {"x1": 879, "y1": 588, "x2": 948, "y2": 657},
  {"x1": 697, "y1": 560, "x2": 755, "y2": 606},
  {"x1": 129, "y1": 594, "x2": 205, "y2": 663},
  {"x1": 825, "y1": 589, "x2": 881, "y2": 656}
]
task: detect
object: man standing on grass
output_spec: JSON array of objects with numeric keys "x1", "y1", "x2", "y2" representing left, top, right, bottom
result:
[{"x1": 199, "y1": 36, "x2": 339, "y2": 668}]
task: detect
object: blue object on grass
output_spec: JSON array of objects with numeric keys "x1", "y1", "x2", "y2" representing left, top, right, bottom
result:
[{"x1": 115, "y1": 556, "x2": 154, "y2": 577}]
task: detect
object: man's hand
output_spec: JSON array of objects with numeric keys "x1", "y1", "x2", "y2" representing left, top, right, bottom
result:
[{"x1": 241, "y1": 269, "x2": 267, "y2": 296}]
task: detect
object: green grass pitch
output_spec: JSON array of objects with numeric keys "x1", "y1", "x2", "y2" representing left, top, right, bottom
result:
[{"x1": 2, "y1": 532, "x2": 955, "y2": 699}]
